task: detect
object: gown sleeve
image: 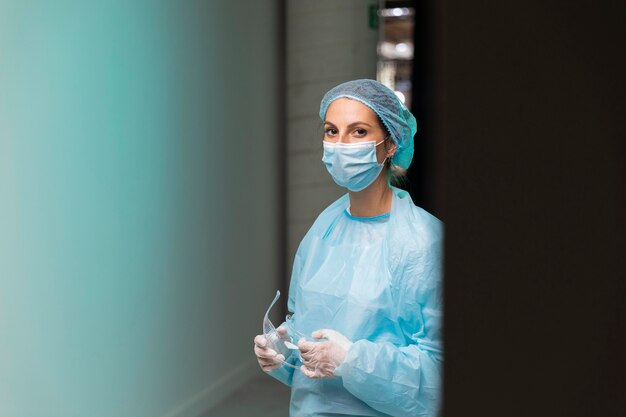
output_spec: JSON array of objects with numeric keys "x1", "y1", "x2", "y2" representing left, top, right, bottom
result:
[
  {"x1": 333, "y1": 231, "x2": 444, "y2": 417},
  {"x1": 267, "y1": 199, "x2": 345, "y2": 387}
]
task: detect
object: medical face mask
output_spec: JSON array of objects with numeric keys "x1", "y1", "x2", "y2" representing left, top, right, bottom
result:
[
  {"x1": 322, "y1": 139, "x2": 387, "y2": 192},
  {"x1": 263, "y1": 290, "x2": 306, "y2": 370}
]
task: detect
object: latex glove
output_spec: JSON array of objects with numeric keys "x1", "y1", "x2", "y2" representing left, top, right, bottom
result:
[
  {"x1": 253, "y1": 326, "x2": 288, "y2": 372},
  {"x1": 298, "y1": 329, "x2": 353, "y2": 379}
]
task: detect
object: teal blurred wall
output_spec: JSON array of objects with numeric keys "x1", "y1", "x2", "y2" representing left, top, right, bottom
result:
[{"x1": 0, "y1": 1, "x2": 282, "y2": 416}]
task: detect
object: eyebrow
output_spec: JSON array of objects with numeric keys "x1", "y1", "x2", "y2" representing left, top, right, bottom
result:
[{"x1": 324, "y1": 121, "x2": 373, "y2": 128}]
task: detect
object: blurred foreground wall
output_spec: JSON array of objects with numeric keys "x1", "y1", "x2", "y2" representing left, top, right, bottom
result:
[
  {"x1": 0, "y1": 1, "x2": 283, "y2": 416},
  {"x1": 438, "y1": 1, "x2": 626, "y2": 415}
]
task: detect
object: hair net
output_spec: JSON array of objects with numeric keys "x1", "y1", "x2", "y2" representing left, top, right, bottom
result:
[{"x1": 319, "y1": 79, "x2": 417, "y2": 170}]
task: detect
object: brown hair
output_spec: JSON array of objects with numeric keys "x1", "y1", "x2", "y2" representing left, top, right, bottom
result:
[{"x1": 376, "y1": 115, "x2": 408, "y2": 187}]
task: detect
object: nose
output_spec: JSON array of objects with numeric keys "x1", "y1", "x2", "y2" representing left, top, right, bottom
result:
[{"x1": 336, "y1": 131, "x2": 350, "y2": 143}]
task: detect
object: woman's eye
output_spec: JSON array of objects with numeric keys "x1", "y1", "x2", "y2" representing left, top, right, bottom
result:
[
  {"x1": 354, "y1": 128, "x2": 367, "y2": 136},
  {"x1": 324, "y1": 128, "x2": 337, "y2": 136}
]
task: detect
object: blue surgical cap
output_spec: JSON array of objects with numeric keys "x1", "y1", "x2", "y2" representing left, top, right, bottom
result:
[{"x1": 319, "y1": 79, "x2": 417, "y2": 169}]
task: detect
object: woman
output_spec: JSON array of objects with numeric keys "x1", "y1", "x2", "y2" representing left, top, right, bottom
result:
[{"x1": 254, "y1": 79, "x2": 443, "y2": 417}]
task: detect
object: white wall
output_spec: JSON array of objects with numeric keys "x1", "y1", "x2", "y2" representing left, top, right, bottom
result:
[
  {"x1": 0, "y1": 1, "x2": 282, "y2": 416},
  {"x1": 286, "y1": 0, "x2": 379, "y2": 267}
]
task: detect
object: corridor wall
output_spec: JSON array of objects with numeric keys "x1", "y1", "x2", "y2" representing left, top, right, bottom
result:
[{"x1": 0, "y1": 1, "x2": 283, "y2": 416}]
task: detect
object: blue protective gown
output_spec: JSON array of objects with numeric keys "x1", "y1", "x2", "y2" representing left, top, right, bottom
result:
[{"x1": 269, "y1": 186, "x2": 443, "y2": 417}]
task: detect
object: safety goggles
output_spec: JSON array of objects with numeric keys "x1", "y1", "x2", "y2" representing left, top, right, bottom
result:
[{"x1": 263, "y1": 290, "x2": 306, "y2": 369}]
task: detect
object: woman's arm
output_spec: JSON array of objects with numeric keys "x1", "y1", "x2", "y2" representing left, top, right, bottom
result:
[
  {"x1": 334, "y1": 304, "x2": 442, "y2": 417},
  {"x1": 334, "y1": 236, "x2": 443, "y2": 417}
]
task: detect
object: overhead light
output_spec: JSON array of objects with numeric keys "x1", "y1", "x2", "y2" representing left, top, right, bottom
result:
[
  {"x1": 378, "y1": 7, "x2": 414, "y2": 17},
  {"x1": 379, "y1": 41, "x2": 414, "y2": 59},
  {"x1": 394, "y1": 91, "x2": 406, "y2": 104},
  {"x1": 395, "y1": 42, "x2": 410, "y2": 54}
]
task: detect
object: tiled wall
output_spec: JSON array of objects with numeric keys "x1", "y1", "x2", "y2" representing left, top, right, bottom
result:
[{"x1": 285, "y1": 0, "x2": 379, "y2": 274}]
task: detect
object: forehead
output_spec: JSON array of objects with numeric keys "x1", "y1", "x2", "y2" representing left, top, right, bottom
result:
[{"x1": 325, "y1": 98, "x2": 378, "y2": 124}]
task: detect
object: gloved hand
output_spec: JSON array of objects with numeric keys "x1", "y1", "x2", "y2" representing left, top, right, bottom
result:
[
  {"x1": 254, "y1": 326, "x2": 288, "y2": 372},
  {"x1": 298, "y1": 329, "x2": 353, "y2": 379}
]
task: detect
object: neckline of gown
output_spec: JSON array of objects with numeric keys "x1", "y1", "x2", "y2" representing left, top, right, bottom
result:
[{"x1": 342, "y1": 187, "x2": 400, "y2": 222}]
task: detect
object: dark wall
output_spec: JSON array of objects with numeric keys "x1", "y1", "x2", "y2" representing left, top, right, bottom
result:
[
  {"x1": 438, "y1": 1, "x2": 625, "y2": 416},
  {"x1": 409, "y1": 0, "x2": 438, "y2": 214}
]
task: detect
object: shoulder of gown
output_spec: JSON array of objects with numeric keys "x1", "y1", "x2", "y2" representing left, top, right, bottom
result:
[
  {"x1": 390, "y1": 186, "x2": 444, "y2": 249},
  {"x1": 302, "y1": 192, "x2": 350, "y2": 238},
  {"x1": 388, "y1": 187, "x2": 444, "y2": 301}
]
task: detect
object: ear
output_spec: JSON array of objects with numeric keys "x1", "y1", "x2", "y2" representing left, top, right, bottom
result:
[{"x1": 386, "y1": 139, "x2": 397, "y2": 158}]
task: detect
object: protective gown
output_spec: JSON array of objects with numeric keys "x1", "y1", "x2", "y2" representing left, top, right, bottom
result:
[{"x1": 269, "y1": 186, "x2": 443, "y2": 417}]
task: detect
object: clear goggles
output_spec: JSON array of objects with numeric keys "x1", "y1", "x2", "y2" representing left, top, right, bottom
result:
[{"x1": 263, "y1": 290, "x2": 307, "y2": 370}]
